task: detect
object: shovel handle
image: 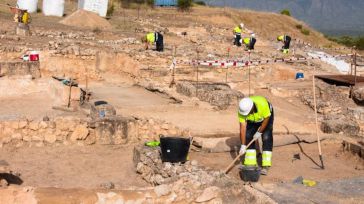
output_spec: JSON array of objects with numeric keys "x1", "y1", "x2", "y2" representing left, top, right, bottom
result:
[{"x1": 224, "y1": 138, "x2": 257, "y2": 174}]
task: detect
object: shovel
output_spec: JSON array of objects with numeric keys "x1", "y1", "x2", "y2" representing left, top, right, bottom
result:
[{"x1": 224, "y1": 137, "x2": 258, "y2": 174}]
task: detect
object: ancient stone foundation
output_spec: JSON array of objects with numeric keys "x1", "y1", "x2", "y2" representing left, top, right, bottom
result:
[
  {"x1": 176, "y1": 81, "x2": 244, "y2": 109},
  {"x1": 0, "y1": 116, "x2": 189, "y2": 148},
  {"x1": 0, "y1": 61, "x2": 40, "y2": 78},
  {"x1": 133, "y1": 145, "x2": 275, "y2": 203}
]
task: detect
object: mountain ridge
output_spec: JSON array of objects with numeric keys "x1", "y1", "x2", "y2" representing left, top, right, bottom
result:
[{"x1": 204, "y1": 0, "x2": 364, "y2": 36}]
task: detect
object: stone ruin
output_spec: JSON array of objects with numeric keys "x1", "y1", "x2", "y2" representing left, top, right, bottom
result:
[
  {"x1": 0, "y1": 61, "x2": 40, "y2": 78},
  {"x1": 133, "y1": 145, "x2": 275, "y2": 203},
  {"x1": 176, "y1": 81, "x2": 244, "y2": 109},
  {"x1": 300, "y1": 80, "x2": 363, "y2": 137}
]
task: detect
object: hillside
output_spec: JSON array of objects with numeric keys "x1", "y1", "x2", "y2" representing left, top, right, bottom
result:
[{"x1": 205, "y1": 0, "x2": 364, "y2": 36}]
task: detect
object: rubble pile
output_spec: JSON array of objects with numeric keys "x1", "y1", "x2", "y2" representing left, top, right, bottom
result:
[
  {"x1": 133, "y1": 145, "x2": 275, "y2": 203},
  {"x1": 176, "y1": 81, "x2": 244, "y2": 109}
]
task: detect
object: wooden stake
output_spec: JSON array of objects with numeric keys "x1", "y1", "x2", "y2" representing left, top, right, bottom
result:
[
  {"x1": 67, "y1": 78, "x2": 73, "y2": 108},
  {"x1": 170, "y1": 46, "x2": 176, "y2": 88},
  {"x1": 312, "y1": 67, "x2": 325, "y2": 169}
]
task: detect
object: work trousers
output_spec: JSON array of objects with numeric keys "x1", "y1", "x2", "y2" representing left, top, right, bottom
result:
[
  {"x1": 283, "y1": 36, "x2": 291, "y2": 49},
  {"x1": 156, "y1": 32, "x2": 164, "y2": 52},
  {"x1": 247, "y1": 38, "x2": 256, "y2": 50},
  {"x1": 234, "y1": 34, "x2": 241, "y2": 46},
  {"x1": 246, "y1": 107, "x2": 274, "y2": 151}
]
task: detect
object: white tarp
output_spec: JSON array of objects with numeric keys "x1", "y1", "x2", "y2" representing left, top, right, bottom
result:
[
  {"x1": 43, "y1": 0, "x2": 65, "y2": 17},
  {"x1": 308, "y1": 51, "x2": 350, "y2": 73},
  {"x1": 78, "y1": 0, "x2": 108, "y2": 17},
  {"x1": 17, "y1": 0, "x2": 38, "y2": 13}
]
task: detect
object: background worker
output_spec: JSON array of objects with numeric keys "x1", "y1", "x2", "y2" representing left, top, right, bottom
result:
[
  {"x1": 238, "y1": 96, "x2": 274, "y2": 175},
  {"x1": 142, "y1": 31, "x2": 164, "y2": 52},
  {"x1": 277, "y1": 35, "x2": 291, "y2": 54},
  {"x1": 233, "y1": 23, "x2": 244, "y2": 47},
  {"x1": 242, "y1": 33, "x2": 256, "y2": 51}
]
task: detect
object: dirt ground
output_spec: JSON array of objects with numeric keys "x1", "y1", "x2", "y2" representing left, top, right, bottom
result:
[
  {"x1": 0, "y1": 145, "x2": 147, "y2": 189},
  {"x1": 0, "y1": 0, "x2": 363, "y2": 202},
  {"x1": 191, "y1": 139, "x2": 364, "y2": 203}
]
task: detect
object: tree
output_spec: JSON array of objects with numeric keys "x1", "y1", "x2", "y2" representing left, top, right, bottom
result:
[
  {"x1": 280, "y1": 9, "x2": 291, "y2": 16},
  {"x1": 178, "y1": 0, "x2": 193, "y2": 11}
]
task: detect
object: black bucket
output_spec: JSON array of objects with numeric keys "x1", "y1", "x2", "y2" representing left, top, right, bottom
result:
[
  {"x1": 160, "y1": 136, "x2": 191, "y2": 163},
  {"x1": 239, "y1": 166, "x2": 261, "y2": 182}
]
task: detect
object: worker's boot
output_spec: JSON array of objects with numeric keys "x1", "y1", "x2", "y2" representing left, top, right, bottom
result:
[
  {"x1": 261, "y1": 151, "x2": 272, "y2": 175},
  {"x1": 260, "y1": 167, "x2": 269, "y2": 175}
]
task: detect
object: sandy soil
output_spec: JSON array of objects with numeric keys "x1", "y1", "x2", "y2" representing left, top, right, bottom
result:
[
  {"x1": 191, "y1": 140, "x2": 364, "y2": 183},
  {"x1": 191, "y1": 139, "x2": 364, "y2": 203},
  {"x1": 0, "y1": 145, "x2": 147, "y2": 189}
]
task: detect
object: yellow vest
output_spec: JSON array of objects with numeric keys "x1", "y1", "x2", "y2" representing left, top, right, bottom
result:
[
  {"x1": 146, "y1": 32, "x2": 155, "y2": 44},
  {"x1": 22, "y1": 12, "x2": 29, "y2": 24},
  {"x1": 243, "y1": 38, "x2": 250, "y2": 45},
  {"x1": 233, "y1": 26, "x2": 242, "y2": 34},
  {"x1": 277, "y1": 35, "x2": 284, "y2": 41},
  {"x1": 238, "y1": 96, "x2": 271, "y2": 123}
]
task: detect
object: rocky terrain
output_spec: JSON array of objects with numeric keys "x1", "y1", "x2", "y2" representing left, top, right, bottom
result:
[{"x1": 0, "y1": 0, "x2": 363, "y2": 203}]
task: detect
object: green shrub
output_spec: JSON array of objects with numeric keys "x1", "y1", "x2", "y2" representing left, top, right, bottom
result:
[
  {"x1": 280, "y1": 9, "x2": 291, "y2": 16},
  {"x1": 295, "y1": 24, "x2": 302, "y2": 29},
  {"x1": 178, "y1": 0, "x2": 193, "y2": 11},
  {"x1": 107, "y1": 3, "x2": 115, "y2": 16},
  {"x1": 146, "y1": 0, "x2": 155, "y2": 7},
  {"x1": 356, "y1": 37, "x2": 364, "y2": 50},
  {"x1": 194, "y1": 0, "x2": 206, "y2": 6},
  {"x1": 301, "y1": 28, "x2": 310, "y2": 35},
  {"x1": 118, "y1": 0, "x2": 154, "y2": 8}
]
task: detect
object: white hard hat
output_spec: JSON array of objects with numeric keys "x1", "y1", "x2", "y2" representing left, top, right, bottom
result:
[
  {"x1": 239, "y1": 98, "x2": 254, "y2": 116},
  {"x1": 251, "y1": 33, "x2": 255, "y2": 38},
  {"x1": 240, "y1": 23, "x2": 244, "y2": 28}
]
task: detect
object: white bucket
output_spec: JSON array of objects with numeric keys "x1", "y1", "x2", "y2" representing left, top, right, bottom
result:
[
  {"x1": 43, "y1": 0, "x2": 65, "y2": 17},
  {"x1": 78, "y1": 0, "x2": 109, "y2": 17},
  {"x1": 17, "y1": 0, "x2": 38, "y2": 13}
]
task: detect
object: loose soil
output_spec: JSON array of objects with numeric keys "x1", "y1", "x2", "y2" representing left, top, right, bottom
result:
[{"x1": 0, "y1": 145, "x2": 147, "y2": 189}]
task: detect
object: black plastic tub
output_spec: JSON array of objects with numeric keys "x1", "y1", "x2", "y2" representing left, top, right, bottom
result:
[
  {"x1": 160, "y1": 136, "x2": 190, "y2": 163},
  {"x1": 239, "y1": 166, "x2": 261, "y2": 182}
]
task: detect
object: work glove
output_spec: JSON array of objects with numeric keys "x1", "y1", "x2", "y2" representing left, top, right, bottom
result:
[
  {"x1": 239, "y1": 145, "x2": 247, "y2": 155},
  {"x1": 253, "y1": 132, "x2": 262, "y2": 140}
]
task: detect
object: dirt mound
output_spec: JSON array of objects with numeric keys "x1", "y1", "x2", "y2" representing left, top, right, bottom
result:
[{"x1": 59, "y1": 9, "x2": 112, "y2": 30}]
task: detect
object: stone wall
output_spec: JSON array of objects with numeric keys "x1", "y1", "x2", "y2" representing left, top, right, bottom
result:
[
  {"x1": 176, "y1": 81, "x2": 244, "y2": 109},
  {"x1": 300, "y1": 80, "x2": 363, "y2": 137},
  {"x1": 0, "y1": 116, "x2": 189, "y2": 148},
  {"x1": 133, "y1": 145, "x2": 275, "y2": 203},
  {"x1": 0, "y1": 62, "x2": 40, "y2": 78}
]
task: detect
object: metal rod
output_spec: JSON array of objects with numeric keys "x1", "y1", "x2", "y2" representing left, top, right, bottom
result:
[
  {"x1": 196, "y1": 49, "x2": 199, "y2": 97},
  {"x1": 170, "y1": 46, "x2": 176, "y2": 88},
  {"x1": 248, "y1": 50, "x2": 251, "y2": 96},
  {"x1": 354, "y1": 48, "x2": 357, "y2": 86},
  {"x1": 312, "y1": 67, "x2": 325, "y2": 169}
]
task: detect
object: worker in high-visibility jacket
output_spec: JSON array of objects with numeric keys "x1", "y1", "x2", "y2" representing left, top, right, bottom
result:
[
  {"x1": 142, "y1": 32, "x2": 164, "y2": 52},
  {"x1": 14, "y1": 10, "x2": 31, "y2": 25},
  {"x1": 238, "y1": 96, "x2": 274, "y2": 175},
  {"x1": 233, "y1": 23, "x2": 244, "y2": 47},
  {"x1": 277, "y1": 35, "x2": 291, "y2": 54},
  {"x1": 242, "y1": 33, "x2": 256, "y2": 51}
]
